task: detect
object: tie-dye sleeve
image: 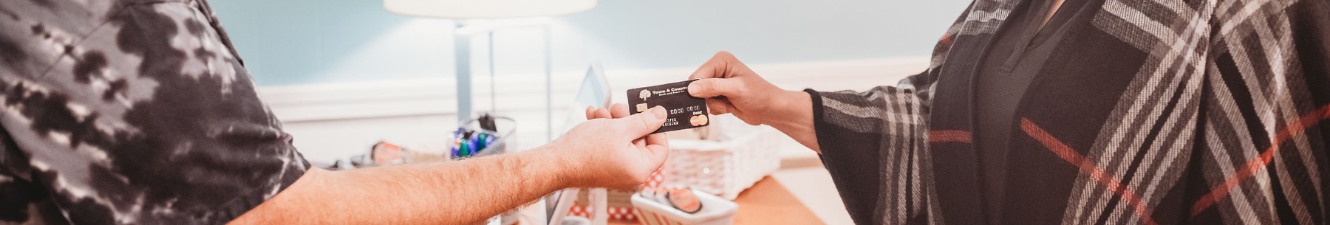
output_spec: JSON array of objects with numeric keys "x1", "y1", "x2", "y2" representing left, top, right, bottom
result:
[{"x1": 0, "y1": 0, "x2": 309, "y2": 224}]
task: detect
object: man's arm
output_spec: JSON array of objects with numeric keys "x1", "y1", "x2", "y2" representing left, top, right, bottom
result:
[
  {"x1": 232, "y1": 106, "x2": 671, "y2": 224},
  {"x1": 232, "y1": 148, "x2": 565, "y2": 224}
]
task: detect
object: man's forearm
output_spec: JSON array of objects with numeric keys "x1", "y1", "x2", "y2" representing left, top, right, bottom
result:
[
  {"x1": 232, "y1": 146, "x2": 570, "y2": 224},
  {"x1": 768, "y1": 90, "x2": 821, "y2": 153}
]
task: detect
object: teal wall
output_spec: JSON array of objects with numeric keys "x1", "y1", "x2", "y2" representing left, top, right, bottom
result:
[{"x1": 209, "y1": 0, "x2": 972, "y2": 86}]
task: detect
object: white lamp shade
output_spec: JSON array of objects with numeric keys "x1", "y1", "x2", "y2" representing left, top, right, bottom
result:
[{"x1": 384, "y1": 0, "x2": 596, "y2": 19}]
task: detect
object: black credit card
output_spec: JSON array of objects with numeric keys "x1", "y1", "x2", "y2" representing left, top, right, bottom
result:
[{"x1": 627, "y1": 79, "x2": 710, "y2": 133}]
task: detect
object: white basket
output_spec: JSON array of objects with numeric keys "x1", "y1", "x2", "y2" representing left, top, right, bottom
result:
[
  {"x1": 664, "y1": 127, "x2": 782, "y2": 200},
  {"x1": 631, "y1": 190, "x2": 737, "y2": 225}
]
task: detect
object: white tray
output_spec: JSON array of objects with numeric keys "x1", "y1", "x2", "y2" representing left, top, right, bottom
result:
[{"x1": 631, "y1": 190, "x2": 737, "y2": 225}]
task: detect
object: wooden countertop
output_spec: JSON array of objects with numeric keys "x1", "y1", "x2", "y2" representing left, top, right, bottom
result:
[{"x1": 731, "y1": 176, "x2": 825, "y2": 225}]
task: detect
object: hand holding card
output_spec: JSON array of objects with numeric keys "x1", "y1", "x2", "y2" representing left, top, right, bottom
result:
[
  {"x1": 627, "y1": 79, "x2": 710, "y2": 133},
  {"x1": 560, "y1": 104, "x2": 670, "y2": 189},
  {"x1": 687, "y1": 51, "x2": 822, "y2": 153}
]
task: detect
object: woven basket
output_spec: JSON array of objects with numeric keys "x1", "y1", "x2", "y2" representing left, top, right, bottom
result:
[{"x1": 664, "y1": 127, "x2": 782, "y2": 200}]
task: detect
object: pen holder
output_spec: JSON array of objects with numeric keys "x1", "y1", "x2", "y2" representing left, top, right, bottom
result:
[{"x1": 452, "y1": 115, "x2": 516, "y2": 159}]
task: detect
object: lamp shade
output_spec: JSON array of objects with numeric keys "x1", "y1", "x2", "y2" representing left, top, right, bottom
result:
[{"x1": 384, "y1": 0, "x2": 596, "y2": 19}]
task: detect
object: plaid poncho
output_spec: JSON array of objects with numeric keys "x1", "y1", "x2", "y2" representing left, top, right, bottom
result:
[{"x1": 808, "y1": 0, "x2": 1330, "y2": 224}]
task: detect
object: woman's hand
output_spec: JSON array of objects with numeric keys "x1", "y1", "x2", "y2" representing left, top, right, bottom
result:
[
  {"x1": 545, "y1": 104, "x2": 670, "y2": 190},
  {"x1": 687, "y1": 51, "x2": 820, "y2": 152}
]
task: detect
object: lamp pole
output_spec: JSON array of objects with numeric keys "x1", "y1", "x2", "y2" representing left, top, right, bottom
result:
[{"x1": 454, "y1": 23, "x2": 472, "y2": 122}]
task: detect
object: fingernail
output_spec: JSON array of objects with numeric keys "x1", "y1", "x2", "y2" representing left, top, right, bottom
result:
[
  {"x1": 650, "y1": 106, "x2": 667, "y2": 119},
  {"x1": 688, "y1": 82, "x2": 702, "y2": 95}
]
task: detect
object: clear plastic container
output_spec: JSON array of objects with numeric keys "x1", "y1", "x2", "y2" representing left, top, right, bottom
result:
[{"x1": 456, "y1": 115, "x2": 516, "y2": 159}]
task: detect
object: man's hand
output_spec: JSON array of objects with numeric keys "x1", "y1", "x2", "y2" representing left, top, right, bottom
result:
[
  {"x1": 687, "y1": 51, "x2": 820, "y2": 152},
  {"x1": 547, "y1": 104, "x2": 670, "y2": 189}
]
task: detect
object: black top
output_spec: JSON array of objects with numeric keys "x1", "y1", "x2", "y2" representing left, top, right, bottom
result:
[{"x1": 974, "y1": 0, "x2": 1081, "y2": 223}]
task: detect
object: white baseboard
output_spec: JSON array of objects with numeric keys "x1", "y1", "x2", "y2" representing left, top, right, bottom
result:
[{"x1": 257, "y1": 57, "x2": 929, "y2": 123}]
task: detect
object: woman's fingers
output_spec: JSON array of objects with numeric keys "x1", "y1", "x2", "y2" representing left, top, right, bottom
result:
[
  {"x1": 688, "y1": 51, "x2": 739, "y2": 80},
  {"x1": 706, "y1": 98, "x2": 735, "y2": 115},
  {"x1": 585, "y1": 106, "x2": 596, "y2": 120}
]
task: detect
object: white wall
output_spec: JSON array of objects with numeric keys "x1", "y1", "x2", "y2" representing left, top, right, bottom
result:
[
  {"x1": 209, "y1": 0, "x2": 971, "y2": 86},
  {"x1": 267, "y1": 59, "x2": 929, "y2": 164},
  {"x1": 210, "y1": 0, "x2": 972, "y2": 161}
]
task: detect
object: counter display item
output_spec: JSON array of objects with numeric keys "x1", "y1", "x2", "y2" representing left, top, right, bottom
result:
[
  {"x1": 639, "y1": 187, "x2": 703, "y2": 214},
  {"x1": 631, "y1": 189, "x2": 736, "y2": 225},
  {"x1": 451, "y1": 113, "x2": 515, "y2": 160},
  {"x1": 665, "y1": 188, "x2": 703, "y2": 214},
  {"x1": 661, "y1": 115, "x2": 783, "y2": 200},
  {"x1": 451, "y1": 128, "x2": 496, "y2": 158},
  {"x1": 371, "y1": 141, "x2": 405, "y2": 164},
  {"x1": 315, "y1": 141, "x2": 411, "y2": 170}
]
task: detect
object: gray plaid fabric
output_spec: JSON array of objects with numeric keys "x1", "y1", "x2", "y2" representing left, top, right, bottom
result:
[
  {"x1": 0, "y1": 0, "x2": 309, "y2": 224},
  {"x1": 809, "y1": 0, "x2": 1330, "y2": 224}
]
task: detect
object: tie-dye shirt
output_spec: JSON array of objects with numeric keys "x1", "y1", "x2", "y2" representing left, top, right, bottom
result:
[{"x1": 0, "y1": 0, "x2": 310, "y2": 224}]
